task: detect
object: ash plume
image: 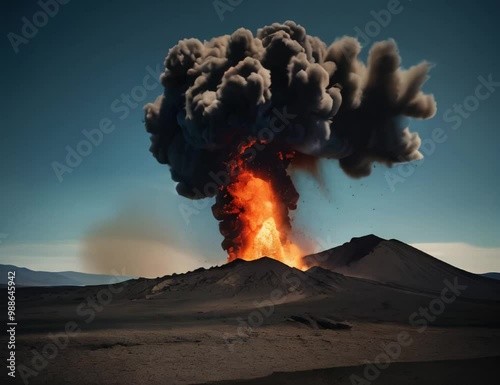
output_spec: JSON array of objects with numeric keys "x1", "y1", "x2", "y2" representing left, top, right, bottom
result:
[
  {"x1": 81, "y1": 209, "x2": 201, "y2": 277},
  {"x1": 144, "y1": 21, "x2": 436, "y2": 261}
]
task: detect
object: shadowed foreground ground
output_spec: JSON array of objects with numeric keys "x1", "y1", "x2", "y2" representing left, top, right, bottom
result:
[{"x1": 202, "y1": 356, "x2": 500, "y2": 385}]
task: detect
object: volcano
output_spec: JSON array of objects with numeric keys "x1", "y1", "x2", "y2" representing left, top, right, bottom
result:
[
  {"x1": 144, "y1": 21, "x2": 437, "y2": 267},
  {"x1": 11, "y1": 236, "x2": 500, "y2": 385},
  {"x1": 303, "y1": 235, "x2": 500, "y2": 301}
]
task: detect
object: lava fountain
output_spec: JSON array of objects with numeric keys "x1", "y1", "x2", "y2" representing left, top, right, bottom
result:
[
  {"x1": 224, "y1": 169, "x2": 303, "y2": 267},
  {"x1": 212, "y1": 141, "x2": 304, "y2": 268}
]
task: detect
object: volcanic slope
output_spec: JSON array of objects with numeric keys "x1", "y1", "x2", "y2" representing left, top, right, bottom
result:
[{"x1": 303, "y1": 235, "x2": 500, "y2": 300}]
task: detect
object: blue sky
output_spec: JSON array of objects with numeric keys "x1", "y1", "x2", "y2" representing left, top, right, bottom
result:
[{"x1": 1, "y1": 0, "x2": 499, "y2": 276}]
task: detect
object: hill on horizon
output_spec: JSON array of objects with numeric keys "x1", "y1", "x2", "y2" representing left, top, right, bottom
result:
[
  {"x1": 2, "y1": 235, "x2": 498, "y2": 291},
  {"x1": 303, "y1": 235, "x2": 500, "y2": 301},
  {"x1": 0, "y1": 264, "x2": 135, "y2": 287}
]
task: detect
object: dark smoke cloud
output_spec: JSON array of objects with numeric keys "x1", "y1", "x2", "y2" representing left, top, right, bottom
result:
[
  {"x1": 144, "y1": 21, "x2": 436, "y2": 257},
  {"x1": 144, "y1": 21, "x2": 435, "y2": 198}
]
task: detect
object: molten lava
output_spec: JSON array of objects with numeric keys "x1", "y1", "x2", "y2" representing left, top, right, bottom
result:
[
  {"x1": 210, "y1": 137, "x2": 304, "y2": 269},
  {"x1": 223, "y1": 169, "x2": 304, "y2": 269}
]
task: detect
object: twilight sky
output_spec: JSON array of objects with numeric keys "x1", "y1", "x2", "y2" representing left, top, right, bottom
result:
[{"x1": 1, "y1": 0, "x2": 499, "y2": 276}]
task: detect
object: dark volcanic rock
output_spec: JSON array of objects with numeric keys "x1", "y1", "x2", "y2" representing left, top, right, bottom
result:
[{"x1": 288, "y1": 314, "x2": 352, "y2": 330}]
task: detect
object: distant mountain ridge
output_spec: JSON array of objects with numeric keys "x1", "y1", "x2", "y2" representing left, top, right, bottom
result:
[{"x1": 0, "y1": 264, "x2": 134, "y2": 287}]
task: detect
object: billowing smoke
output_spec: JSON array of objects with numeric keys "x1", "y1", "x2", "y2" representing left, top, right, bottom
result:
[
  {"x1": 81, "y1": 209, "x2": 202, "y2": 277},
  {"x1": 144, "y1": 21, "x2": 436, "y2": 262}
]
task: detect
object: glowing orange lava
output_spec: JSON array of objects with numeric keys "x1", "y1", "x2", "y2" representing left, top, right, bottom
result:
[{"x1": 225, "y1": 170, "x2": 305, "y2": 269}]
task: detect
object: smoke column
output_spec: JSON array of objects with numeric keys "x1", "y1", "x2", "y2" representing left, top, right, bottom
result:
[{"x1": 144, "y1": 21, "x2": 436, "y2": 267}]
